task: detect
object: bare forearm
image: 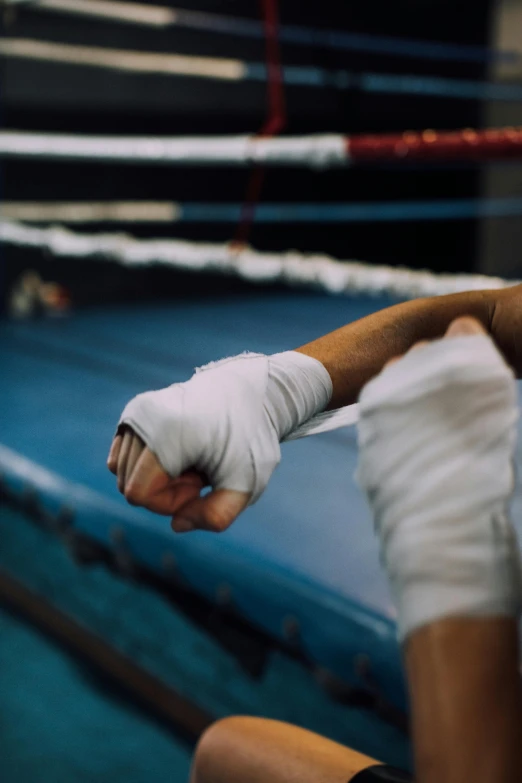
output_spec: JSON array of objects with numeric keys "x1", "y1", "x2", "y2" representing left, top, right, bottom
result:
[
  {"x1": 406, "y1": 618, "x2": 522, "y2": 783},
  {"x1": 296, "y1": 290, "x2": 494, "y2": 408}
]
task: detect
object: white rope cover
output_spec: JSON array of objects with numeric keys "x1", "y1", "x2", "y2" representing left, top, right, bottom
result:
[
  {"x1": 0, "y1": 131, "x2": 348, "y2": 168},
  {"x1": 30, "y1": 0, "x2": 178, "y2": 27},
  {"x1": 0, "y1": 220, "x2": 515, "y2": 300},
  {"x1": 0, "y1": 202, "x2": 179, "y2": 223},
  {"x1": 0, "y1": 38, "x2": 247, "y2": 80}
]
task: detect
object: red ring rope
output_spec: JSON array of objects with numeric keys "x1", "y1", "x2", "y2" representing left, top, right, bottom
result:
[{"x1": 348, "y1": 127, "x2": 522, "y2": 162}]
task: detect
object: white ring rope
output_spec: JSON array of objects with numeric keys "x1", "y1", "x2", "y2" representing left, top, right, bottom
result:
[
  {"x1": 0, "y1": 131, "x2": 348, "y2": 168},
  {"x1": 0, "y1": 38, "x2": 246, "y2": 81},
  {"x1": 18, "y1": 0, "x2": 178, "y2": 27},
  {"x1": 0, "y1": 202, "x2": 180, "y2": 223},
  {"x1": 0, "y1": 220, "x2": 515, "y2": 300}
]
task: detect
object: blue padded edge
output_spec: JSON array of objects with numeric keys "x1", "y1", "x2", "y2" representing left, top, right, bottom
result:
[{"x1": 0, "y1": 443, "x2": 407, "y2": 711}]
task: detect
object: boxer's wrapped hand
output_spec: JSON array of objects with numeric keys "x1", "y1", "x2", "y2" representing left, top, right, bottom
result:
[
  {"x1": 108, "y1": 352, "x2": 331, "y2": 532},
  {"x1": 357, "y1": 318, "x2": 522, "y2": 642}
]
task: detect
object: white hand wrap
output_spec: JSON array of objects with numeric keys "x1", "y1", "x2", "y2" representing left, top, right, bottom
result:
[
  {"x1": 357, "y1": 335, "x2": 522, "y2": 642},
  {"x1": 119, "y1": 351, "x2": 332, "y2": 504}
]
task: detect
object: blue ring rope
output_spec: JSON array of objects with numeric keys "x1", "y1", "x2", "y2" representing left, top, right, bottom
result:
[
  {"x1": 178, "y1": 197, "x2": 522, "y2": 223},
  {"x1": 245, "y1": 64, "x2": 522, "y2": 102},
  {"x1": 174, "y1": 8, "x2": 517, "y2": 65}
]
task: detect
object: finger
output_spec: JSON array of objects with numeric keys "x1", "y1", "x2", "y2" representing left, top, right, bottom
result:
[
  {"x1": 124, "y1": 449, "x2": 200, "y2": 515},
  {"x1": 406, "y1": 339, "x2": 430, "y2": 355},
  {"x1": 445, "y1": 316, "x2": 486, "y2": 338},
  {"x1": 117, "y1": 429, "x2": 133, "y2": 493},
  {"x1": 173, "y1": 469, "x2": 208, "y2": 489},
  {"x1": 171, "y1": 488, "x2": 250, "y2": 534},
  {"x1": 383, "y1": 355, "x2": 402, "y2": 370},
  {"x1": 125, "y1": 432, "x2": 146, "y2": 487},
  {"x1": 149, "y1": 470, "x2": 206, "y2": 515},
  {"x1": 107, "y1": 434, "x2": 123, "y2": 474},
  {"x1": 383, "y1": 319, "x2": 486, "y2": 375},
  {"x1": 383, "y1": 339, "x2": 433, "y2": 372},
  {"x1": 124, "y1": 447, "x2": 171, "y2": 502}
]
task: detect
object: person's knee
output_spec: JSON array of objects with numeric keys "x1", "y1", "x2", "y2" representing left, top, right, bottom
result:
[{"x1": 191, "y1": 716, "x2": 255, "y2": 783}]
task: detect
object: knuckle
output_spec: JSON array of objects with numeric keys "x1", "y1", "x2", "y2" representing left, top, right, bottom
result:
[{"x1": 124, "y1": 483, "x2": 145, "y2": 506}]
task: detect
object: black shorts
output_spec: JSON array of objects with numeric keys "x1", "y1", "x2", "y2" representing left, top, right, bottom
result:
[{"x1": 350, "y1": 765, "x2": 412, "y2": 782}]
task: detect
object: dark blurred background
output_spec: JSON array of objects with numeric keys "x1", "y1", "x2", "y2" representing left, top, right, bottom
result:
[{"x1": 1, "y1": 0, "x2": 502, "y2": 309}]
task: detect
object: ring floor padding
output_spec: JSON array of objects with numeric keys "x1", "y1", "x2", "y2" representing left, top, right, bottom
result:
[{"x1": 4, "y1": 292, "x2": 518, "y2": 711}]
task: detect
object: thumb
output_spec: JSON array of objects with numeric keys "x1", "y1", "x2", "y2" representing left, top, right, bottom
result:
[{"x1": 171, "y1": 488, "x2": 251, "y2": 534}]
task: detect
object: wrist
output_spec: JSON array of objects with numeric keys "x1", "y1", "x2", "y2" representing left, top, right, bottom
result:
[
  {"x1": 391, "y1": 513, "x2": 522, "y2": 642},
  {"x1": 266, "y1": 351, "x2": 332, "y2": 440}
]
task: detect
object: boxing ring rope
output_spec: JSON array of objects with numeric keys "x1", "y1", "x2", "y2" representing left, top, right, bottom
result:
[
  {"x1": 3, "y1": 38, "x2": 522, "y2": 102},
  {"x1": 2, "y1": 128, "x2": 522, "y2": 166},
  {"x1": 4, "y1": 198, "x2": 522, "y2": 223},
  {"x1": 7, "y1": 0, "x2": 519, "y2": 65},
  {"x1": 1, "y1": 220, "x2": 515, "y2": 300}
]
